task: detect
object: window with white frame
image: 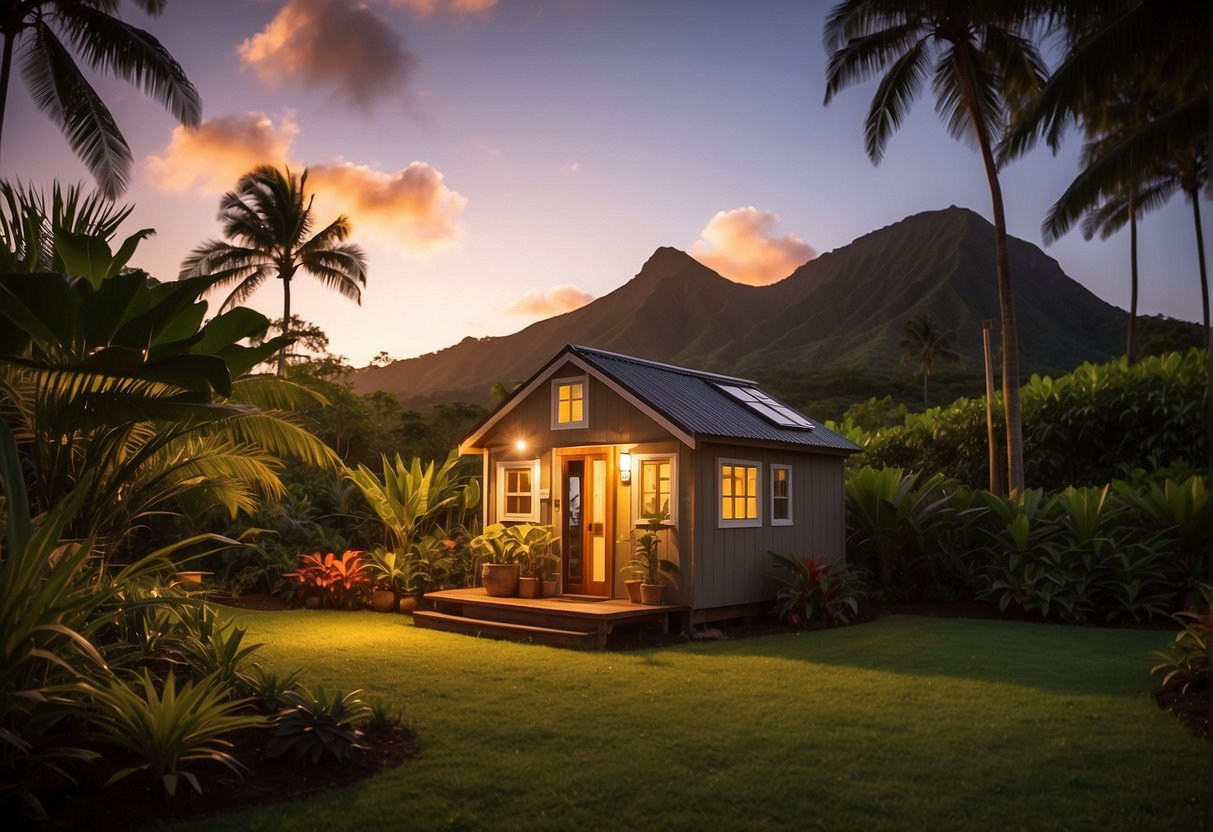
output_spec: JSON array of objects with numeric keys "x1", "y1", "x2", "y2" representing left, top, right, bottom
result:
[
  {"x1": 771, "y1": 464, "x2": 793, "y2": 526},
  {"x1": 633, "y1": 453, "x2": 676, "y2": 525},
  {"x1": 718, "y1": 458, "x2": 761, "y2": 528},
  {"x1": 551, "y1": 376, "x2": 588, "y2": 429},
  {"x1": 497, "y1": 460, "x2": 540, "y2": 522}
]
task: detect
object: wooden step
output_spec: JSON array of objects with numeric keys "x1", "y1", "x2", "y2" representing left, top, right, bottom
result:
[{"x1": 412, "y1": 610, "x2": 604, "y2": 650}]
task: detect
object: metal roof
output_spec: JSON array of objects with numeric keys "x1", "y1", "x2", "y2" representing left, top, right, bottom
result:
[{"x1": 567, "y1": 345, "x2": 861, "y2": 453}]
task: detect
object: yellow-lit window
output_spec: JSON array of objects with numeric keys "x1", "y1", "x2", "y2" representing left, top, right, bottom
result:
[
  {"x1": 719, "y1": 459, "x2": 760, "y2": 528},
  {"x1": 552, "y1": 377, "x2": 588, "y2": 428},
  {"x1": 640, "y1": 459, "x2": 671, "y2": 518}
]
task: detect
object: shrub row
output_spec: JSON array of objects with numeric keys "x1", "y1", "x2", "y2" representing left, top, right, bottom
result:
[{"x1": 844, "y1": 465, "x2": 1209, "y2": 623}]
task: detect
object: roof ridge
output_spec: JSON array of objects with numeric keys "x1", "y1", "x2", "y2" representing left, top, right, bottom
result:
[{"x1": 568, "y1": 344, "x2": 757, "y2": 385}]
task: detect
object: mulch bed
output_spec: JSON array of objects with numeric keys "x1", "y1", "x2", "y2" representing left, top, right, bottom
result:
[{"x1": 39, "y1": 723, "x2": 417, "y2": 831}]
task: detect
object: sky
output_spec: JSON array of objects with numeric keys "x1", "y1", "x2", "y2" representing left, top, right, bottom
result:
[{"x1": 3, "y1": 0, "x2": 1207, "y2": 368}]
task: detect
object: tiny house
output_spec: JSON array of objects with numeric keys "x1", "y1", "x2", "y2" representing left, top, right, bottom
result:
[{"x1": 457, "y1": 345, "x2": 860, "y2": 625}]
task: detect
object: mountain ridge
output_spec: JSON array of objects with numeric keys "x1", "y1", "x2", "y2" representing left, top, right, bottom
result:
[{"x1": 350, "y1": 206, "x2": 1129, "y2": 408}]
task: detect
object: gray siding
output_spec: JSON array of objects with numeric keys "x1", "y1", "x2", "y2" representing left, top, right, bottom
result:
[{"x1": 691, "y1": 442, "x2": 846, "y2": 610}]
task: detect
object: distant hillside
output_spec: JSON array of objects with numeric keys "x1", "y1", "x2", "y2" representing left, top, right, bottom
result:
[{"x1": 350, "y1": 207, "x2": 1134, "y2": 408}]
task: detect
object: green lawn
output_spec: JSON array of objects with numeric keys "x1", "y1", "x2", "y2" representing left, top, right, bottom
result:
[{"x1": 176, "y1": 613, "x2": 1207, "y2": 832}]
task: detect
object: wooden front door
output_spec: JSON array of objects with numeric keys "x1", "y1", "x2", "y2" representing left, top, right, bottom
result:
[{"x1": 560, "y1": 452, "x2": 611, "y2": 597}]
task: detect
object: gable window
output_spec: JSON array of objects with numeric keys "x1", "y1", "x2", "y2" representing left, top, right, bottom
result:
[
  {"x1": 718, "y1": 458, "x2": 761, "y2": 528},
  {"x1": 497, "y1": 460, "x2": 540, "y2": 522},
  {"x1": 633, "y1": 453, "x2": 676, "y2": 524},
  {"x1": 552, "y1": 376, "x2": 588, "y2": 429},
  {"x1": 771, "y1": 464, "x2": 793, "y2": 526}
]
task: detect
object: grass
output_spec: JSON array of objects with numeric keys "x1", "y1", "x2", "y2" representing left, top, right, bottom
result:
[{"x1": 175, "y1": 613, "x2": 1207, "y2": 832}]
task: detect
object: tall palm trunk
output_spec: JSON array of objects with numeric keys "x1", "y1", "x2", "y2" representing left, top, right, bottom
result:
[
  {"x1": 278, "y1": 274, "x2": 291, "y2": 377},
  {"x1": 0, "y1": 31, "x2": 14, "y2": 165},
  {"x1": 956, "y1": 45, "x2": 1024, "y2": 495},
  {"x1": 1127, "y1": 195, "x2": 1138, "y2": 364},
  {"x1": 1190, "y1": 189, "x2": 1210, "y2": 343}
]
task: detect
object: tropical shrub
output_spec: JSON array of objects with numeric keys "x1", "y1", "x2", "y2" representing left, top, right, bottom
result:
[
  {"x1": 769, "y1": 553, "x2": 866, "y2": 627},
  {"x1": 284, "y1": 550, "x2": 373, "y2": 609},
  {"x1": 267, "y1": 687, "x2": 372, "y2": 764},
  {"x1": 83, "y1": 670, "x2": 263, "y2": 797},
  {"x1": 1150, "y1": 583, "x2": 1211, "y2": 697},
  {"x1": 241, "y1": 665, "x2": 306, "y2": 715},
  {"x1": 833, "y1": 350, "x2": 1208, "y2": 490}
]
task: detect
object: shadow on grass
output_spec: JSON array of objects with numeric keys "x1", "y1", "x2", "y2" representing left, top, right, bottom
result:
[{"x1": 662, "y1": 615, "x2": 1169, "y2": 696}]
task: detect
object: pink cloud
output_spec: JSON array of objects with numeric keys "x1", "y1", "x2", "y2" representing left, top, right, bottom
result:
[
  {"x1": 389, "y1": 0, "x2": 498, "y2": 14},
  {"x1": 308, "y1": 160, "x2": 467, "y2": 251},
  {"x1": 239, "y1": 0, "x2": 416, "y2": 110},
  {"x1": 690, "y1": 207, "x2": 816, "y2": 286},
  {"x1": 506, "y1": 285, "x2": 595, "y2": 316},
  {"x1": 145, "y1": 112, "x2": 297, "y2": 194}
]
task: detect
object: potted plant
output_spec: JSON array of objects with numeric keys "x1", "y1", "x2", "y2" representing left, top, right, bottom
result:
[
  {"x1": 516, "y1": 525, "x2": 559, "y2": 598},
  {"x1": 626, "y1": 509, "x2": 678, "y2": 605},
  {"x1": 470, "y1": 524, "x2": 521, "y2": 597},
  {"x1": 365, "y1": 548, "x2": 414, "y2": 613}
]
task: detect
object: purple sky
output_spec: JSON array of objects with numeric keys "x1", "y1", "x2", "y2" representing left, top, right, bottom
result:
[{"x1": 4, "y1": 0, "x2": 1206, "y2": 366}]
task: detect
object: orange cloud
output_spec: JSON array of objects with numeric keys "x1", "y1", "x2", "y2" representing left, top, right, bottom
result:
[
  {"x1": 506, "y1": 285, "x2": 595, "y2": 316},
  {"x1": 690, "y1": 207, "x2": 816, "y2": 286},
  {"x1": 389, "y1": 0, "x2": 498, "y2": 14},
  {"x1": 308, "y1": 160, "x2": 467, "y2": 251},
  {"x1": 239, "y1": 0, "x2": 416, "y2": 109},
  {"x1": 145, "y1": 112, "x2": 297, "y2": 194}
]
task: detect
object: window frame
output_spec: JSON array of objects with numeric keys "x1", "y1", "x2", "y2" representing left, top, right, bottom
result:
[
  {"x1": 550, "y1": 375, "x2": 589, "y2": 430},
  {"x1": 497, "y1": 459, "x2": 540, "y2": 522},
  {"x1": 631, "y1": 452, "x2": 677, "y2": 526},
  {"x1": 717, "y1": 457, "x2": 762, "y2": 529},
  {"x1": 770, "y1": 463, "x2": 793, "y2": 527}
]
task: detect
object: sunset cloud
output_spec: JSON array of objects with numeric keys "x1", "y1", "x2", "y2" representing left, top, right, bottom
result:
[
  {"x1": 145, "y1": 112, "x2": 297, "y2": 193},
  {"x1": 690, "y1": 207, "x2": 816, "y2": 286},
  {"x1": 309, "y1": 160, "x2": 467, "y2": 251},
  {"x1": 506, "y1": 285, "x2": 594, "y2": 316},
  {"x1": 239, "y1": 0, "x2": 416, "y2": 110},
  {"x1": 389, "y1": 0, "x2": 498, "y2": 14}
]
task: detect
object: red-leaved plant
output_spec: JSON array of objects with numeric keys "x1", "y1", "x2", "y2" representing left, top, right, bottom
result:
[
  {"x1": 769, "y1": 553, "x2": 867, "y2": 627},
  {"x1": 285, "y1": 550, "x2": 373, "y2": 609}
]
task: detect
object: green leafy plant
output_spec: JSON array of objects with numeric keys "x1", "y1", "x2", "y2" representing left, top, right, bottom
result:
[
  {"x1": 1150, "y1": 583, "x2": 1211, "y2": 697},
  {"x1": 770, "y1": 553, "x2": 867, "y2": 627},
  {"x1": 366, "y1": 546, "x2": 416, "y2": 595},
  {"x1": 267, "y1": 687, "x2": 372, "y2": 764},
  {"x1": 623, "y1": 509, "x2": 678, "y2": 586},
  {"x1": 178, "y1": 607, "x2": 264, "y2": 687},
  {"x1": 347, "y1": 451, "x2": 480, "y2": 555},
  {"x1": 84, "y1": 670, "x2": 263, "y2": 797},
  {"x1": 241, "y1": 665, "x2": 305, "y2": 714}
]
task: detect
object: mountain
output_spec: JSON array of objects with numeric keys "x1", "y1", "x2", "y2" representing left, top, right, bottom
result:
[{"x1": 350, "y1": 206, "x2": 1129, "y2": 407}]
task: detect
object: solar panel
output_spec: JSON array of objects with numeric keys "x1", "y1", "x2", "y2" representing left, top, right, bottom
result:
[{"x1": 716, "y1": 384, "x2": 815, "y2": 429}]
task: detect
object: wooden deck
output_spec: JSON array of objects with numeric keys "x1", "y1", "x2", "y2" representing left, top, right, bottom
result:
[{"x1": 414, "y1": 588, "x2": 690, "y2": 650}]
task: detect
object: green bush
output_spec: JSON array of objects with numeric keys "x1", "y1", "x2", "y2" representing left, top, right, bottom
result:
[
  {"x1": 833, "y1": 350, "x2": 1208, "y2": 490},
  {"x1": 769, "y1": 553, "x2": 867, "y2": 627},
  {"x1": 267, "y1": 687, "x2": 372, "y2": 764}
]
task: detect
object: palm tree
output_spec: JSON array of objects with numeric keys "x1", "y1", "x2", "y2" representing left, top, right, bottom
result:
[
  {"x1": 823, "y1": 0, "x2": 1046, "y2": 494},
  {"x1": 899, "y1": 313, "x2": 963, "y2": 408},
  {"x1": 1041, "y1": 86, "x2": 1173, "y2": 363},
  {"x1": 0, "y1": 1, "x2": 200, "y2": 199},
  {"x1": 181, "y1": 166, "x2": 369, "y2": 377}
]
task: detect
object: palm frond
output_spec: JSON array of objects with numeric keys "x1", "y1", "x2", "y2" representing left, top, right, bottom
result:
[
  {"x1": 59, "y1": 4, "x2": 201, "y2": 128},
  {"x1": 863, "y1": 38, "x2": 929, "y2": 164},
  {"x1": 20, "y1": 22, "x2": 131, "y2": 199}
]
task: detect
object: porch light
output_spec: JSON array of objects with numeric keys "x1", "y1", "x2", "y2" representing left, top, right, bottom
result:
[
  {"x1": 514, "y1": 439, "x2": 527, "y2": 452},
  {"x1": 619, "y1": 451, "x2": 632, "y2": 484}
]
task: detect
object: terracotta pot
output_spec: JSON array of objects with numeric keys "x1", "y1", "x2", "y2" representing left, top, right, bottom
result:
[
  {"x1": 639, "y1": 582, "x2": 664, "y2": 605},
  {"x1": 304, "y1": 595, "x2": 322, "y2": 610},
  {"x1": 399, "y1": 595, "x2": 420, "y2": 614},
  {"x1": 541, "y1": 579, "x2": 559, "y2": 597},
  {"x1": 481, "y1": 562, "x2": 520, "y2": 597},
  {"x1": 624, "y1": 579, "x2": 643, "y2": 604},
  {"x1": 518, "y1": 577, "x2": 541, "y2": 598},
  {"x1": 369, "y1": 589, "x2": 397, "y2": 612}
]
